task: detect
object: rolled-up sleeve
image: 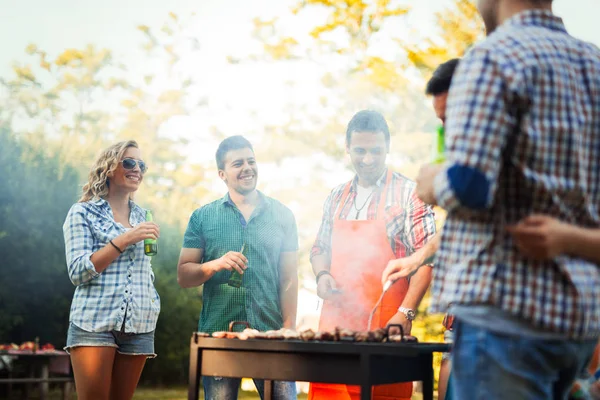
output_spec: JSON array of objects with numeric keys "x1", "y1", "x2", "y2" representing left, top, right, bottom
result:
[
  {"x1": 434, "y1": 47, "x2": 517, "y2": 212},
  {"x1": 63, "y1": 204, "x2": 100, "y2": 286},
  {"x1": 405, "y1": 190, "x2": 437, "y2": 254}
]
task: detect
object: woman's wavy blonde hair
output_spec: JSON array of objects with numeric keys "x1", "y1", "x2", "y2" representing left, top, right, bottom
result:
[{"x1": 79, "y1": 140, "x2": 140, "y2": 203}]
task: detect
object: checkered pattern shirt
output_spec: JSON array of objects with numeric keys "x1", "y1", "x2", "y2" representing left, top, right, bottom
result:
[
  {"x1": 183, "y1": 192, "x2": 298, "y2": 334},
  {"x1": 63, "y1": 198, "x2": 160, "y2": 333},
  {"x1": 311, "y1": 169, "x2": 436, "y2": 261},
  {"x1": 431, "y1": 10, "x2": 600, "y2": 339}
]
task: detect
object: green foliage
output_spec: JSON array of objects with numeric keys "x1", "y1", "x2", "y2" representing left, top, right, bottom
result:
[{"x1": 0, "y1": 128, "x2": 79, "y2": 345}]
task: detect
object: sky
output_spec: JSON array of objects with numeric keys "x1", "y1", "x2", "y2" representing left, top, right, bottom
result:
[{"x1": 1, "y1": 0, "x2": 598, "y2": 71}]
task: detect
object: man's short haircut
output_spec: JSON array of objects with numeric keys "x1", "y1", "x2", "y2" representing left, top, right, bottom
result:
[
  {"x1": 346, "y1": 110, "x2": 390, "y2": 146},
  {"x1": 215, "y1": 135, "x2": 254, "y2": 170},
  {"x1": 425, "y1": 58, "x2": 460, "y2": 96}
]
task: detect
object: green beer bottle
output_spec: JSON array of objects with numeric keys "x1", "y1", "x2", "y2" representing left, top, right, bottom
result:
[
  {"x1": 227, "y1": 243, "x2": 245, "y2": 288},
  {"x1": 432, "y1": 125, "x2": 445, "y2": 164},
  {"x1": 144, "y1": 210, "x2": 158, "y2": 256}
]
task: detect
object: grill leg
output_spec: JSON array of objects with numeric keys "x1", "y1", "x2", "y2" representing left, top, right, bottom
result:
[
  {"x1": 422, "y1": 355, "x2": 434, "y2": 400},
  {"x1": 188, "y1": 335, "x2": 201, "y2": 400},
  {"x1": 360, "y1": 355, "x2": 372, "y2": 400},
  {"x1": 264, "y1": 380, "x2": 273, "y2": 400}
]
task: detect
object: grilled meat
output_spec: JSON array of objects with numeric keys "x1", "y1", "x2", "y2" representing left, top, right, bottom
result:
[
  {"x1": 300, "y1": 329, "x2": 316, "y2": 341},
  {"x1": 210, "y1": 324, "x2": 421, "y2": 343}
]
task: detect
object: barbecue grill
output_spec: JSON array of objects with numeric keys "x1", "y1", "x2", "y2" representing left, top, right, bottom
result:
[{"x1": 188, "y1": 323, "x2": 449, "y2": 400}]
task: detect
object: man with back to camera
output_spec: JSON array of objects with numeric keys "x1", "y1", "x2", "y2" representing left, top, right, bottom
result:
[
  {"x1": 308, "y1": 110, "x2": 437, "y2": 400},
  {"x1": 414, "y1": 0, "x2": 600, "y2": 398},
  {"x1": 177, "y1": 135, "x2": 299, "y2": 400}
]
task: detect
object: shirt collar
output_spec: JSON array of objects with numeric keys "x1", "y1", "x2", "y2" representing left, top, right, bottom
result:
[
  {"x1": 351, "y1": 168, "x2": 388, "y2": 192},
  {"x1": 220, "y1": 191, "x2": 269, "y2": 210},
  {"x1": 502, "y1": 9, "x2": 566, "y2": 33},
  {"x1": 91, "y1": 197, "x2": 144, "y2": 220}
]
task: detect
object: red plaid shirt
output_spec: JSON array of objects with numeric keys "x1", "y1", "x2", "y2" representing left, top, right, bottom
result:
[{"x1": 311, "y1": 169, "x2": 436, "y2": 261}]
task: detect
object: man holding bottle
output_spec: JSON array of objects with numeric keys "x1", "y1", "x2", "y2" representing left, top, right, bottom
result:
[{"x1": 177, "y1": 135, "x2": 299, "y2": 400}]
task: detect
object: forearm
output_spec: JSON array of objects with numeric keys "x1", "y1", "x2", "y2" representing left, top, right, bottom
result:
[
  {"x1": 401, "y1": 265, "x2": 433, "y2": 310},
  {"x1": 177, "y1": 260, "x2": 219, "y2": 288},
  {"x1": 89, "y1": 234, "x2": 131, "y2": 274},
  {"x1": 563, "y1": 226, "x2": 600, "y2": 264},
  {"x1": 280, "y1": 274, "x2": 298, "y2": 329},
  {"x1": 412, "y1": 235, "x2": 441, "y2": 266},
  {"x1": 311, "y1": 253, "x2": 331, "y2": 275}
]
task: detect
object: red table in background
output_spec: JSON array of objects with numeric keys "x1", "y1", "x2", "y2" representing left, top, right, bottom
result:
[{"x1": 0, "y1": 349, "x2": 73, "y2": 400}]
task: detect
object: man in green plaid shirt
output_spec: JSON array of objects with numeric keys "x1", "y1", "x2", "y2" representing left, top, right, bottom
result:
[{"x1": 177, "y1": 135, "x2": 298, "y2": 400}]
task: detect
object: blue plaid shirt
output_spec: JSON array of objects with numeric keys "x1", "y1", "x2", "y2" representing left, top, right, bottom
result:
[
  {"x1": 63, "y1": 198, "x2": 160, "y2": 333},
  {"x1": 431, "y1": 10, "x2": 600, "y2": 339}
]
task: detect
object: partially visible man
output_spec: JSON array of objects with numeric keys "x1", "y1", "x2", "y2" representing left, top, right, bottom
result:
[
  {"x1": 425, "y1": 58, "x2": 459, "y2": 400},
  {"x1": 382, "y1": 58, "x2": 460, "y2": 400},
  {"x1": 309, "y1": 110, "x2": 436, "y2": 400},
  {"x1": 381, "y1": 59, "x2": 460, "y2": 286},
  {"x1": 415, "y1": 0, "x2": 600, "y2": 399},
  {"x1": 177, "y1": 135, "x2": 299, "y2": 400}
]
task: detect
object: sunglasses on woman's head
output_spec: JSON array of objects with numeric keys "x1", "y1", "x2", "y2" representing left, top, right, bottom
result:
[{"x1": 121, "y1": 158, "x2": 147, "y2": 173}]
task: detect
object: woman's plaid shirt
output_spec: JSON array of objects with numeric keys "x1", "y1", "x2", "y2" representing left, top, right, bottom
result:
[
  {"x1": 431, "y1": 10, "x2": 600, "y2": 339},
  {"x1": 63, "y1": 199, "x2": 160, "y2": 333}
]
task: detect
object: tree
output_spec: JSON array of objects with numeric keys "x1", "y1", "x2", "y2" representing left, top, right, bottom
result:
[
  {"x1": 0, "y1": 13, "x2": 212, "y2": 229},
  {"x1": 0, "y1": 127, "x2": 79, "y2": 345}
]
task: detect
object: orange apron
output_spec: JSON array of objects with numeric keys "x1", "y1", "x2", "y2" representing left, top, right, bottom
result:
[{"x1": 308, "y1": 171, "x2": 412, "y2": 400}]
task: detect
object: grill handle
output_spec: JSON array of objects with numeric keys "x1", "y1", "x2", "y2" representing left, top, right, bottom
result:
[
  {"x1": 228, "y1": 321, "x2": 251, "y2": 332},
  {"x1": 386, "y1": 324, "x2": 405, "y2": 339}
]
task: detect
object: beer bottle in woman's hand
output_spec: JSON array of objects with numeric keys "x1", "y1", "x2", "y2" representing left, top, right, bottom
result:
[{"x1": 144, "y1": 210, "x2": 158, "y2": 256}]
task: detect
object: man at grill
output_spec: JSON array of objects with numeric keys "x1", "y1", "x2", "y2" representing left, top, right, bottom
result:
[
  {"x1": 414, "y1": 0, "x2": 600, "y2": 398},
  {"x1": 309, "y1": 110, "x2": 437, "y2": 400},
  {"x1": 177, "y1": 135, "x2": 299, "y2": 400}
]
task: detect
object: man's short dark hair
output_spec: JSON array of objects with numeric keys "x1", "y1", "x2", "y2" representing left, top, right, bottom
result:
[
  {"x1": 215, "y1": 135, "x2": 254, "y2": 170},
  {"x1": 425, "y1": 58, "x2": 460, "y2": 96},
  {"x1": 346, "y1": 110, "x2": 390, "y2": 146}
]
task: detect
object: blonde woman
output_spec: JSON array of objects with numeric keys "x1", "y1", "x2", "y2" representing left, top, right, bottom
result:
[{"x1": 62, "y1": 140, "x2": 160, "y2": 400}]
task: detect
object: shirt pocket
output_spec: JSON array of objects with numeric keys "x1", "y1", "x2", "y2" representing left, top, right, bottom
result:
[{"x1": 91, "y1": 219, "x2": 116, "y2": 244}]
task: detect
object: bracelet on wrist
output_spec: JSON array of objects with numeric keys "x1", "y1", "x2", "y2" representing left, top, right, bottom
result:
[{"x1": 109, "y1": 239, "x2": 124, "y2": 254}]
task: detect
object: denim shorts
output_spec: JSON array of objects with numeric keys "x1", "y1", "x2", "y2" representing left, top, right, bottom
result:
[
  {"x1": 441, "y1": 328, "x2": 454, "y2": 361},
  {"x1": 65, "y1": 322, "x2": 156, "y2": 358}
]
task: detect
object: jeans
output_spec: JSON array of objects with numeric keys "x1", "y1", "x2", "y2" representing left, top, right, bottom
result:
[
  {"x1": 202, "y1": 376, "x2": 297, "y2": 400},
  {"x1": 451, "y1": 319, "x2": 597, "y2": 400}
]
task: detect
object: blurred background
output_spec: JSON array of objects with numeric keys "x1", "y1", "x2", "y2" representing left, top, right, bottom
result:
[{"x1": 1, "y1": 0, "x2": 598, "y2": 397}]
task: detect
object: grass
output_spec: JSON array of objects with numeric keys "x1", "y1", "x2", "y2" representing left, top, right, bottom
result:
[
  {"x1": 133, "y1": 387, "x2": 309, "y2": 399},
  {"x1": 14, "y1": 386, "x2": 424, "y2": 399},
  {"x1": 7, "y1": 387, "x2": 308, "y2": 400}
]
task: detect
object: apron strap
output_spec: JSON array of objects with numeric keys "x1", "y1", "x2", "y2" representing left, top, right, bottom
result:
[{"x1": 334, "y1": 169, "x2": 393, "y2": 221}]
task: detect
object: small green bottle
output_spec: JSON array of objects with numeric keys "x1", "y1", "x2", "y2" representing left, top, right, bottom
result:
[
  {"x1": 432, "y1": 125, "x2": 445, "y2": 164},
  {"x1": 227, "y1": 243, "x2": 245, "y2": 288},
  {"x1": 144, "y1": 210, "x2": 158, "y2": 256}
]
